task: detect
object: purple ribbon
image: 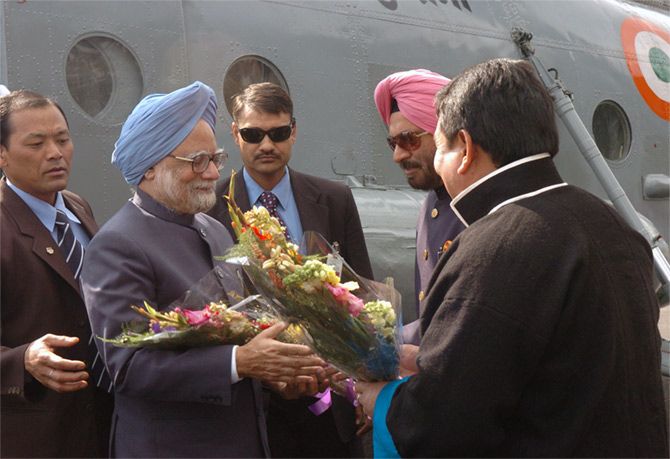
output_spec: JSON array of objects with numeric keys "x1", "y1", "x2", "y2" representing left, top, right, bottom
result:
[{"x1": 308, "y1": 389, "x2": 332, "y2": 415}]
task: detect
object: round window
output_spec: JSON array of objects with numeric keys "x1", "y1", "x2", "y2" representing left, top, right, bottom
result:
[
  {"x1": 66, "y1": 36, "x2": 143, "y2": 123},
  {"x1": 592, "y1": 100, "x2": 632, "y2": 161},
  {"x1": 223, "y1": 56, "x2": 288, "y2": 117}
]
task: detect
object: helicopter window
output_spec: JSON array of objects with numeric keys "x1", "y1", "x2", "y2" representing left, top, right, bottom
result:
[
  {"x1": 592, "y1": 100, "x2": 632, "y2": 161},
  {"x1": 66, "y1": 36, "x2": 143, "y2": 123},
  {"x1": 223, "y1": 55, "x2": 289, "y2": 117}
]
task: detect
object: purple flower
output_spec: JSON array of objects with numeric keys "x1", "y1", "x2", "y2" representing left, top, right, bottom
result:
[{"x1": 151, "y1": 322, "x2": 161, "y2": 333}]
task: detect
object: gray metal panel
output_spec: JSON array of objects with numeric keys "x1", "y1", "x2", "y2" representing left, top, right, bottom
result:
[
  {"x1": 352, "y1": 186, "x2": 426, "y2": 322},
  {"x1": 2, "y1": 0, "x2": 668, "y2": 299},
  {"x1": 0, "y1": 2, "x2": 6, "y2": 86},
  {"x1": 3, "y1": 0, "x2": 189, "y2": 221}
]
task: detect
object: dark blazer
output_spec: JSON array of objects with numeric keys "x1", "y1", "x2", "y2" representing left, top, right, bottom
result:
[
  {"x1": 209, "y1": 168, "x2": 373, "y2": 457},
  {"x1": 82, "y1": 190, "x2": 269, "y2": 458},
  {"x1": 0, "y1": 179, "x2": 111, "y2": 458}
]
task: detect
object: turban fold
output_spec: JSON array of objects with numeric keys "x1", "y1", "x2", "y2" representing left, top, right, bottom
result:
[
  {"x1": 112, "y1": 81, "x2": 218, "y2": 185},
  {"x1": 374, "y1": 69, "x2": 451, "y2": 135}
]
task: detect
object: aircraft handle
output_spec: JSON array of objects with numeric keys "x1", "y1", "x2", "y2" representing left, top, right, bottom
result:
[{"x1": 512, "y1": 28, "x2": 670, "y2": 288}]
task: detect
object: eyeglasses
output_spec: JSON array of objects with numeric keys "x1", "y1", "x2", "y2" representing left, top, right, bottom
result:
[
  {"x1": 170, "y1": 149, "x2": 228, "y2": 173},
  {"x1": 238, "y1": 119, "x2": 295, "y2": 144},
  {"x1": 386, "y1": 130, "x2": 430, "y2": 152}
]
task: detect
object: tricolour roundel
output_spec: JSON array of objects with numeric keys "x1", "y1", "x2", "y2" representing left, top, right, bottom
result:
[{"x1": 621, "y1": 16, "x2": 670, "y2": 121}]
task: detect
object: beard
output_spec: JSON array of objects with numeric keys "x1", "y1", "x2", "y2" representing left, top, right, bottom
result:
[
  {"x1": 154, "y1": 165, "x2": 217, "y2": 214},
  {"x1": 400, "y1": 159, "x2": 443, "y2": 191}
]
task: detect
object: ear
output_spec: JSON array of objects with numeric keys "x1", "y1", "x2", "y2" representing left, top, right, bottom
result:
[
  {"x1": 231, "y1": 121, "x2": 241, "y2": 146},
  {"x1": 290, "y1": 121, "x2": 297, "y2": 145},
  {"x1": 0, "y1": 145, "x2": 7, "y2": 169},
  {"x1": 457, "y1": 129, "x2": 476, "y2": 175},
  {"x1": 143, "y1": 166, "x2": 156, "y2": 181}
]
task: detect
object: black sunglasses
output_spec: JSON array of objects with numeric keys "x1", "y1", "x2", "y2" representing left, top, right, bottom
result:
[
  {"x1": 238, "y1": 118, "x2": 295, "y2": 144},
  {"x1": 386, "y1": 130, "x2": 430, "y2": 152}
]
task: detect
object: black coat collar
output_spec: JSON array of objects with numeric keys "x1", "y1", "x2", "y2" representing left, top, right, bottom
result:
[{"x1": 451, "y1": 154, "x2": 565, "y2": 227}]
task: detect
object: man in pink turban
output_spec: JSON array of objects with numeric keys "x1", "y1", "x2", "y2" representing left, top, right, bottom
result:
[{"x1": 374, "y1": 69, "x2": 464, "y2": 344}]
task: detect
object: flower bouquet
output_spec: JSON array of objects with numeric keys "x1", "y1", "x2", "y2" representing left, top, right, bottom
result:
[
  {"x1": 101, "y1": 266, "x2": 295, "y2": 349},
  {"x1": 224, "y1": 170, "x2": 402, "y2": 381}
]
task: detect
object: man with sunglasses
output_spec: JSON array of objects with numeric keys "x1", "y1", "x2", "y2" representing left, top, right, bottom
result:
[
  {"x1": 208, "y1": 82, "x2": 373, "y2": 458},
  {"x1": 81, "y1": 81, "x2": 327, "y2": 458},
  {"x1": 374, "y1": 69, "x2": 465, "y2": 345}
]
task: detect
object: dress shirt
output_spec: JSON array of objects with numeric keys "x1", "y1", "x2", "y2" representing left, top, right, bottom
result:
[{"x1": 243, "y1": 167, "x2": 304, "y2": 243}]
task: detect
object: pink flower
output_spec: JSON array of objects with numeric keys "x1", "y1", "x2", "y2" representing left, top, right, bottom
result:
[
  {"x1": 347, "y1": 296, "x2": 365, "y2": 317},
  {"x1": 326, "y1": 283, "x2": 365, "y2": 317},
  {"x1": 182, "y1": 308, "x2": 210, "y2": 326}
]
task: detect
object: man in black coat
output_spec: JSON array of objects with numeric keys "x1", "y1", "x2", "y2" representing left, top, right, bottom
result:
[{"x1": 357, "y1": 59, "x2": 668, "y2": 457}]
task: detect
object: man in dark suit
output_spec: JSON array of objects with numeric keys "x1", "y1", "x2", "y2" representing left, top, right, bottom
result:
[
  {"x1": 208, "y1": 82, "x2": 373, "y2": 458},
  {"x1": 81, "y1": 81, "x2": 326, "y2": 458},
  {"x1": 0, "y1": 90, "x2": 112, "y2": 457}
]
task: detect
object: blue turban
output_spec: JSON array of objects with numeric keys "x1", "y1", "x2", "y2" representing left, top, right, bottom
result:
[{"x1": 112, "y1": 81, "x2": 218, "y2": 185}]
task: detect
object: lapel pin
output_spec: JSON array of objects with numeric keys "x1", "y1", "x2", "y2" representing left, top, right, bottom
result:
[{"x1": 46, "y1": 247, "x2": 55, "y2": 255}]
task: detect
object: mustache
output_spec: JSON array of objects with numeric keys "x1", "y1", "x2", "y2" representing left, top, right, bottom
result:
[
  {"x1": 188, "y1": 180, "x2": 216, "y2": 191},
  {"x1": 254, "y1": 152, "x2": 280, "y2": 160},
  {"x1": 400, "y1": 159, "x2": 422, "y2": 170}
]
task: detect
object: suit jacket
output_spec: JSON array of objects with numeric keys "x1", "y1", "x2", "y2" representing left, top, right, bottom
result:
[
  {"x1": 208, "y1": 168, "x2": 373, "y2": 452},
  {"x1": 81, "y1": 190, "x2": 270, "y2": 458},
  {"x1": 0, "y1": 179, "x2": 111, "y2": 458},
  {"x1": 403, "y1": 187, "x2": 464, "y2": 345}
]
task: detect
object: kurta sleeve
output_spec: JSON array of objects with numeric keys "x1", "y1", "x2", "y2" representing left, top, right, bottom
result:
[
  {"x1": 81, "y1": 228, "x2": 235, "y2": 405},
  {"x1": 373, "y1": 377, "x2": 410, "y2": 458}
]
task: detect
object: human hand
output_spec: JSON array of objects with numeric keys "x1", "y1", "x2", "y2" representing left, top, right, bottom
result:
[
  {"x1": 23, "y1": 334, "x2": 89, "y2": 393},
  {"x1": 268, "y1": 379, "x2": 320, "y2": 400},
  {"x1": 236, "y1": 323, "x2": 325, "y2": 383},
  {"x1": 399, "y1": 344, "x2": 419, "y2": 377},
  {"x1": 355, "y1": 403, "x2": 373, "y2": 436},
  {"x1": 355, "y1": 381, "x2": 386, "y2": 420},
  {"x1": 314, "y1": 365, "x2": 342, "y2": 393}
]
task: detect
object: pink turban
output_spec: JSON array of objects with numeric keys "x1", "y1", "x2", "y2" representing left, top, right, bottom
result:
[{"x1": 374, "y1": 69, "x2": 451, "y2": 134}]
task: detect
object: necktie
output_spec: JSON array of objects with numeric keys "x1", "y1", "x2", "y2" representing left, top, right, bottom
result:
[
  {"x1": 259, "y1": 191, "x2": 291, "y2": 241},
  {"x1": 55, "y1": 211, "x2": 113, "y2": 393}
]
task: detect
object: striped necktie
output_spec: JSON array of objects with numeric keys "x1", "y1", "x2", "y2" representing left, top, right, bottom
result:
[
  {"x1": 259, "y1": 191, "x2": 291, "y2": 241},
  {"x1": 55, "y1": 210, "x2": 113, "y2": 393},
  {"x1": 55, "y1": 210, "x2": 84, "y2": 279}
]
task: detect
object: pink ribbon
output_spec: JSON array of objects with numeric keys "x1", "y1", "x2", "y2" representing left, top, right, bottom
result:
[{"x1": 308, "y1": 389, "x2": 332, "y2": 416}]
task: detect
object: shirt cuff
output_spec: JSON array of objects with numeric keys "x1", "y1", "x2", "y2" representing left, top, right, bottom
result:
[{"x1": 231, "y1": 345, "x2": 242, "y2": 383}]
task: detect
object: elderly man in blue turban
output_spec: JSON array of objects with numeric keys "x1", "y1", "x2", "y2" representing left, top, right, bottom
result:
[{"x1": 81, "y1": 82, "x2": 326, "y2": 458}]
